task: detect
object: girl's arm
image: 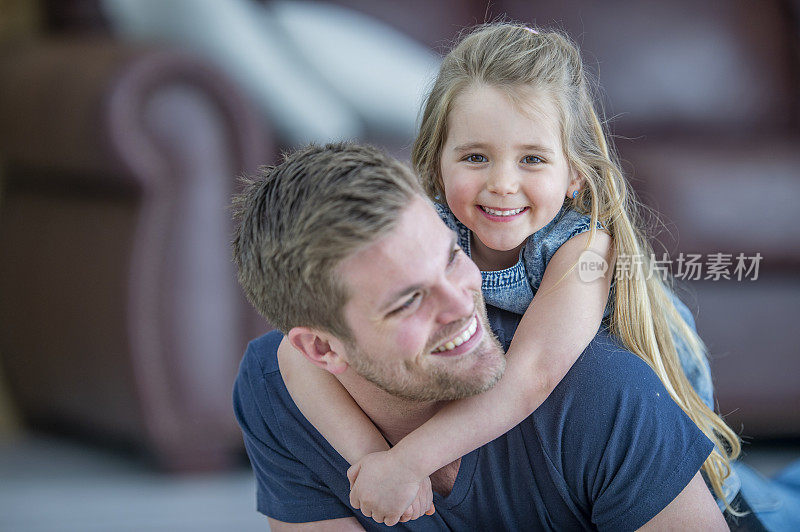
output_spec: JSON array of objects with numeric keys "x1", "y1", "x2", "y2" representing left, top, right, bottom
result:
[
  {"x1": 278, "y1": 340, "x2": 435, "y2": 524},
  {"x1": 349, "y1": 230, "x2": 616, "y2": 523},
  {"x1": 278, "y1": 342, "x2": 389, "y2": 462}
]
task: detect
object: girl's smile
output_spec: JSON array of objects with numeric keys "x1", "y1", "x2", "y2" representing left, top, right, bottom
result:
[{"x1": 478, "y1": 205, "x2": 530, "y2": 221}]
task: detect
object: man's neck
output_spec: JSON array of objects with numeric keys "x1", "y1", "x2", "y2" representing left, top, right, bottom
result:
[
  {"x1": 337, "y1": 370, "x2": 461, "y2": 496},
  {"x1": 337, "y1": 370, "x2": 444, "y2": 445}
]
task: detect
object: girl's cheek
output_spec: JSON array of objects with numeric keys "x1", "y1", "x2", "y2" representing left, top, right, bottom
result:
[{"x1": 444, "y1": 184, "x2": 472, "y2": 216}]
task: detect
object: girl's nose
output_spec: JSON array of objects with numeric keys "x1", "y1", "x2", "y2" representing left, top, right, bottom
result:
[{"x1": 486, "y1": 165, "x2": 519, "y2": 195}]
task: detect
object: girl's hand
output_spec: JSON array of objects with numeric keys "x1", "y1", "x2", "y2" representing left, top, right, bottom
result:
[
  {"x1": 398, "y1": 478, "x2": 436, "y2": 524},
  {"x1": 347, "y1": 450, "x2": 434, "y2": 526}
]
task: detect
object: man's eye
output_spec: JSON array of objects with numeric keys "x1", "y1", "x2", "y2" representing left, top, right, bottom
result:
[
  {"x1": 465, "y1": 154, "x2": 487, "y2": 163},
  {"x1": 522, "y1": 155, "x2": 543, "y2": 164},
  {"x1": 395, "y1": 292, "x2": 421, "y2": 313},
  {"x1": 448, "y1": 246, "x2": 462, "y2": 266}
]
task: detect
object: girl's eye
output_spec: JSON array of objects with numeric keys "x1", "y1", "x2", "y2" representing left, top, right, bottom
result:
[
  {"x1": 522, "y1": 155, "x2": 544, "y2": 164},
  {"x1": 465, "y1": 154, "x2": 487, "y2": 163}
]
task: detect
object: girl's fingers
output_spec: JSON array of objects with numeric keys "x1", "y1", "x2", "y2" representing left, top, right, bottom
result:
[
  {"x1": 346, "y1": 463, "x2": 360, "y2": 488},
  {"x1": 385, "y1": 513, "x2": 402, "y2": 527},
  {"x1": 411, "y1": 495, "x2": 422, "y2": 520},
  {"x1": 399, "y1": 513, "x2": 412, "y2": 523},
  {"x1": 419, "y1": 479, "x2": 433, "y2": 516},
  {"x1": 425, "y1": 502, "x2": 436, "y2": 516},
  {"x1": 400, "y1": 504, "x2": 414, "y2": 522},
  {"x1": 424, "y1": 487, "x2": 432, "y2": 514}
]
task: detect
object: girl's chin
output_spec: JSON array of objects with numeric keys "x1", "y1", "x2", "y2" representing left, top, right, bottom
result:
[
  {"x1": 471, "y1": 234, "x2": 527, "y2": 267},
  {"x1": 473, "y1": 232, "x2": 527, "y2": 253}
]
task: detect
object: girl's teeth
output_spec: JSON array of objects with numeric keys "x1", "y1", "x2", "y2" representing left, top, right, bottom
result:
[{"x1": 483, "y1": 206, "x2": 524, "y2": 216}]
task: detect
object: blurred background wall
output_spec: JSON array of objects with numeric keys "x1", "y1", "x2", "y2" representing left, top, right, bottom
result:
[
  {"x1": 0, "y1": 0, "x2": 798, "y2": 473},
  {"x1": 0, "y1": 0, "x2": 41, "y2": 436}
]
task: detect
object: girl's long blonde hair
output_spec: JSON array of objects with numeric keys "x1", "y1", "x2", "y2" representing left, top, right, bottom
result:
[{"x1": 412, "y1": 22, "x2": 740, "y2": 508}]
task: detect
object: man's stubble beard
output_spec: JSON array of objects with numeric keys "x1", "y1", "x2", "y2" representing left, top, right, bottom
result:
[{"x1": 345, "y1": 296, "x2": 506, "y2": 402}]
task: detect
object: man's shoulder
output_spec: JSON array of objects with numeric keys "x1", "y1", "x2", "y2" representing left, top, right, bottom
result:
[
  {"x1": 240, "y1": 329, "x2": 284, "y2": 378},
  {"x1": 486, "y1": 307, "x2": 675, "y2": 417},
  {"x1": 527, "y1": 328, "x2": 687, "y2": 485},
  {"x1": 568, "y1": 330, "x2": 660, "y2": 391},
  {"x1": 534, "y1": 329, "x2": 671, "y2": 428},
  {"x1": 233, "y1": 332, "x2": 357, "y2": 524},
  {"x1": 524, "y1": 329, "x2": 713, "y2": 529},
  {"x1": 233, "y1": 330, "x2": 288, "y2": 446},
  {"x1": 234, "y1": 329, "x2": 345, "y2": 457}
]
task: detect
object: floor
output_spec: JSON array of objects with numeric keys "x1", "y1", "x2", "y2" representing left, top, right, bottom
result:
[
  {"x1": 0, "y1": 434, "x2": 268, "y2": 532},
  {"x1": 1, "y1": 433, "x2": 798, "y2": 532}
]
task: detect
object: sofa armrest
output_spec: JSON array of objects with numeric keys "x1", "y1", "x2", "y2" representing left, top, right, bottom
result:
[{"x1": 0, "y1": 38, "x2": 272, "y2": 469}]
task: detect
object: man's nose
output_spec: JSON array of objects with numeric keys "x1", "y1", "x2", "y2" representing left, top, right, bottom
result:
[
  {"x1": 486, "y1": 163, "x2": 519, "y2": 195},
  {"x1": 435, "y1": 266, "x2": 480, "y2": 325}
]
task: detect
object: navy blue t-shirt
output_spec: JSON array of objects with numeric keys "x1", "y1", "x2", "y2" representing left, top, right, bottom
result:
[{"x1": 233, "y1": 307, "x2": 713, "y2": 530}]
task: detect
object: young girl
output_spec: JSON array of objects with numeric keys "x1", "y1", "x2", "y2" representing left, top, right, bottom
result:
[{"x1": 279, "y1": 23, "x2": 740, "y2": 525}]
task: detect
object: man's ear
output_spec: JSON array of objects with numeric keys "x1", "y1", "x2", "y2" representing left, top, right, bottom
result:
[{"x1": 286, "y1": 327, "x2": 350, "y2": 375}]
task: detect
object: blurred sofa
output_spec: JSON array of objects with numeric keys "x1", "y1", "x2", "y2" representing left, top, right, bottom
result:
[
  {"x1": 0, "y1": 0, "x2": 797, "y2": 471},
  {"x1": 0, "y1": 35, "x2": 272, "y2": 469}
]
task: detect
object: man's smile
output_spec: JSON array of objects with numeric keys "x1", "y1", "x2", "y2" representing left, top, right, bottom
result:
[{"x1": 431, "y1": 314, "x2": 481, "y2": 354}]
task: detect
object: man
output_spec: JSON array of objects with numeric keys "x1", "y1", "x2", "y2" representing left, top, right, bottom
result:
[{"x1": 232, "y1": 143, "x2": 726, "y2": 530}]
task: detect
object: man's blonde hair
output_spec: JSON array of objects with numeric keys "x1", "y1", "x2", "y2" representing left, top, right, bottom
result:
[
  {"x1": 412, "y1": 23, "x2": 740, "y2": 507},
  {"x1": 232, "y1": 143, "x2": 422, "y2": 341}
]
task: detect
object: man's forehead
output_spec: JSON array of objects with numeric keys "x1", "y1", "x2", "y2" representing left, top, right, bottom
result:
[{"x1": 339, "y1": 198, "x2": 453, "y2": 310}]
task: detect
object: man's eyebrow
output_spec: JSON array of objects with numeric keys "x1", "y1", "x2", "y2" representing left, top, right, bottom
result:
[{"x1": 378, "y1": 231, "x2": 458, "y2": 314}]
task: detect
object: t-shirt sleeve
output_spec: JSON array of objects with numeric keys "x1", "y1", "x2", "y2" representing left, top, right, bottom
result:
[
  {"x1": 232, "y1": 341, "x2": 354, "y2": 523},
  {"x1": 589, "y1": 386, "x2": 713, "y2": 531},
  {"x1": 539, "y1": 332, "x2": 714, "y2": 531}
]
